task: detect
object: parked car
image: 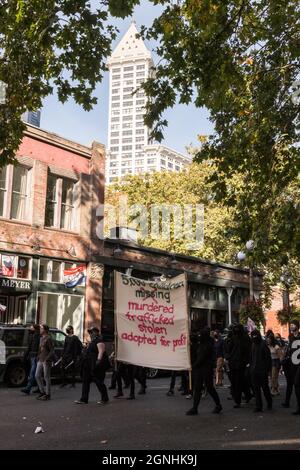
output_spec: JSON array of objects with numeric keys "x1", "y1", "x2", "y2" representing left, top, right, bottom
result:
[{"x1": 0, "y1": 324, "x2": 74, "y2": 387}]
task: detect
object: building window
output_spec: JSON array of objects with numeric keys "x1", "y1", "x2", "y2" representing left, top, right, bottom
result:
[
  {"x1": 45, "y1": 175, "x2": 78, "y2": 231},
  {"x1": 136, "y1": 100, "x2": 145, "y2": 106},
  {"x1": 161, "y1": 159, "x2": 166, "y2": 166},
  {"x1": 124, "y1": 66, "x2": 133, "y2": 72},
  {"x1": 122, "y1": 130, "x2": 132, "y2": 136},
  {"x1": 123, "y1": 116, "x2": 133, "y2": 121},
  {"x1": 110, "y1": 162, "x2": 117, "y2": 167},
  {"x1": 136, "y1": 114, "x2": 144, "y2": 120},
  {"x1": 123, "y1": 109, "x2": 133, "y2": 115},
  {"x1": 111, "y1": 103, "x2": 120, "y2": 108},
  {"x1": 110, "y1": 139, "x2": 119, "y2": 145},
  {"x1": 123, "y1": 101, "x2": 133, "y2": 107},
  {"x1": 136, "y1": 122, "x2": 144, "y2": 127},
  {"x1": 135, "y1": 129, "x2": 144, "y2": 135},
  {"x1": 112, "y1": 68, "x2": 120, "y2": 73},
  {"x1": 123, "y1": 123, "x2": 132, "y2": 129},
  {"x1": 0, "y1": 166, "x2": 7, "y2": 217},
  {"x1": 112, "y1": 110, "x2": 120, "y2": 116},
  {"x1": 137, "y1": 72, "x2": 145, "y2": 77},
  {"x1": 175, "y1": 165, "x2": 180, "y2": 171},
  {"x1": 123, "y1": 87, "x2": 133, "y2": 93},
  {"x1": 110, "y1": 147, "x2": 119, "y2": 152},
  {"x1": 112, "y1": 75, "x2": 120, "y2": 80},
  {"x1": 111, "y1": 117, "x2": 120, "y2": 123},
  {"x1": 136, "y1": 137, "x2": 144, "y2": 142},
  {"x1": 122, "y1": 153, "x2": 132, "y2": 158},
  {"x1": 121, "y1": 161, "x2": 131, "y2": 167},
  {"x1": 125, "y1": 80, "x2": 133, "y2": 86},
  {"x1": 0, "y1": 253, "x2": 31, "y2": 279},
  {"x1": 136, "y1": 159, "x2": 144, "y2": 165},
  {"x1": 112, "y1": 89, "x2": 120, "y2": 94},
  {"x1": 111, "y1": 125, "x2": 120, "y2": 130},
  {"x1": 122, "y1": 146, "x2": 132, "y2": 151},
  {"x1": 123, "y1": 94, "x2": 133, "y2": 100},
  {"x1": 136, "y1": 65, "x2": 145, "y2": 70},
  {"x1": 109, "y1": 153, "x2": 117, "y2": 160},
  {"x1": 111, "y1": 96, "x2": 120, "y2": 102},
  {"x1": 147, "y1": 158, "x2": 155, "y2": 164},
  {"x1": 110, "y1": 132, "x2": 119, "y2": 137},
  {"x1": 123, "y1": 73, "x2": 133, "y2": 79},
  {"x1": 168, "y1": 162, "x2": 173, "y2": 169},
  {"x1": 122, "y1": 138, "x2": 132, "y2": 144},
  {"x1": 136, "y1": 144, "x2": 143, "y2": 150}
]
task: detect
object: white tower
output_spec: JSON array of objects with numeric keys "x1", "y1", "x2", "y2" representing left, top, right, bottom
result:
[{"x1": 106, "y1": 22, "x2": 154, "y2": 183}]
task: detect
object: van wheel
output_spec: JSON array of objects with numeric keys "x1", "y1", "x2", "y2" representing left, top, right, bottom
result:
[
  {"x1": 6, "y1": 363, "x2": 27, "y2": 387},
  {"x1": 146, "y1": 368, "x2": 158, "y2": 379}
]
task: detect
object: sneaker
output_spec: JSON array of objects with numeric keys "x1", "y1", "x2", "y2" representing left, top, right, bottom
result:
[
  {"x1": 74, "y1": 399, "x2": 87, "y2": 404},
  {"x1": 186, "y1": 408, "x2": 198, "y2": 416},
  {"x1": 36, "y1": 393, "x2": 46, "y2": 400},
  {"x1": 185, "y1": 394, "x2": 193, "y2": 399},
  {"x1": 166, "y1": 390, "x2": 174, "y2": 397},
  {"x1": 21, "y1": 388, "x2": 30, "y2": 395},
  {"x1": 97, "y1": 400, "x2": 109, "y2": 405},
  {"x1": 281, "y1": 402, "x2": 290, "y2": 408},
  {"x1": 114, "y1": 393, "x2": 123, "y2": 398},
  {"x1": 212, "y1": 404, "x2": 222, "y2": 414}
]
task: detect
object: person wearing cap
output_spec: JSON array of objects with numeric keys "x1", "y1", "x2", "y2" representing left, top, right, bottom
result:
[{"x1": 74, "y1": 327, "x2": 109, "y2": 405}]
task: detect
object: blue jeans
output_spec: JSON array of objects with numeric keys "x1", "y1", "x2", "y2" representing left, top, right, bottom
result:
[{"x1": 24, "y1": 357, "x2": 37, "y2": 392}]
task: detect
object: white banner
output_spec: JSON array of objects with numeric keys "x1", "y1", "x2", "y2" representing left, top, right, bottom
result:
[{"x1": 115, "y1": 272, "x2": 191, "y2": 370}]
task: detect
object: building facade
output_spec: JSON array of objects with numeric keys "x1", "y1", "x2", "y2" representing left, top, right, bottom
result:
[
  {"x1": 0, "y1": 125, "x2": 105, "y2": 339},
  {"x1": 106, "y1": 22, "x2": 191, "y2": 183}
]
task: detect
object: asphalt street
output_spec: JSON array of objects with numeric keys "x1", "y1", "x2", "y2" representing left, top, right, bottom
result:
[{"x1": 0, "y1": 375, "x2": 299, "y2": 450}]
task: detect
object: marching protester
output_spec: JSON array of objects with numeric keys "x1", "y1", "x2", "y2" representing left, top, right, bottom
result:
[
  {"x1": 275, "y1": 333, "x2": 286, "y2": 349},
  {"x1": 213, "y1": 330, "x2": 225, "y2": 387},
  {"x1": 74, "y1": 327, "x2": 109, "y2": 405},
  {"x1": 250, "y1": 329, "x2": 272, "y2": 412},
  {"x1": 35, "y1": 324, "x2": 54, "y2": 401},
  {"x1": 287, "y1": 320, "x2": 300, "y2": 415},
  {"x1": 60, "y1": 325, "x2": 82, "y2": 388},
  {"x1": 266, "y1": 332, "x2": 282, "y2": 396},
  {"x1": 21, "y1": 324, "x2": 41, "y2": 395},
  {"x1": 226, "y1": 324, "x2": 251, "y2": 408},
  {"x1": 186, "y1": 327, "x2": 222, "y2": 415}
]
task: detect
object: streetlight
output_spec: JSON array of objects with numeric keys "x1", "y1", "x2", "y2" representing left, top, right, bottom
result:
[
  {"x1": 226, "y1": 286, "x2": 234, "y2": 325},
  {"x1": 237, "y1": 240, "x2": 255, "y2": 299}
]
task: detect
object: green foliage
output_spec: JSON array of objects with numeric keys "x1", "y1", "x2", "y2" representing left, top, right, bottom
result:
[
  {"x1": 0, "y1": 0, "x2": 141, "y2": 165},
  {"x1": 140, "y1": 0, "x2": 300, "y2": 271},
  {"x1": 239, "y1": 298, "x2": 265, "y2": 328},
  {"x1": 105, "y1": 161, "x2": 240, "y2": 262},
  {"x1": 276, "y1": 305, "x2": 300, "y2": 326}
]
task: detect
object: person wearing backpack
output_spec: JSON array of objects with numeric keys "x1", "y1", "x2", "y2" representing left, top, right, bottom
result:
[
  {"x1": 60, "y1": 325, "x2": 82, "y2": 388},
  {"x1": 74, "y1": 327, "x2": 109, "y2": 405}
]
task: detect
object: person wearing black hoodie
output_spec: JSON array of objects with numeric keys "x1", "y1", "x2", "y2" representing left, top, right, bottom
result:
[
  {"x1": 250, "y1": 329, "x2": 272, "y2": 412},
  {"x1": 227, "y1": 324, "x2": 251, "y2": 408},
  {"x1": 186, "y1": 327, "x2": 222, "y2": 415}
]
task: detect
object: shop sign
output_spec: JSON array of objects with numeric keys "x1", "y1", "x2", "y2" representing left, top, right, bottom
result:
[{"x1": 0, "y1": 278, "x2": 32, "y2": 290}]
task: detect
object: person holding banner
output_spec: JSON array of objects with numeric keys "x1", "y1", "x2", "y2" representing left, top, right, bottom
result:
[
  {"x1": 74, "y1": 327, "x2": 109, "y2": 405},
  {"x1": 186, "y1": 327, "x2": 222, "y2": 416}
]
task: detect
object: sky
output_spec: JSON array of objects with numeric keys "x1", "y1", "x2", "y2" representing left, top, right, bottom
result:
[{"x1": 41, "y1": 1, "x2": 213, "y2": 154}]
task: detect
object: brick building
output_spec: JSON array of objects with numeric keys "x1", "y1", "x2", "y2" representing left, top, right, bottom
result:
[{"x1": 0, "y1": 125, "x2": 105, "y2": 339}]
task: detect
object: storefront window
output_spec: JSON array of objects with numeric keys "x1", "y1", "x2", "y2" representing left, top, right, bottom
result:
[
  {"x1": 52, "y1": 261, "x2": 61, "y2": 283},
  {"x1": 17, "y1": 256, "x2": 30, "y2": 279},
  {"x1": 11, "y1": 166, "x2": 31, "y2": 221},
  {"x1": 0, "y1": 166, "x2": 7, "y2": 217},
  {"x1": 39, "y1": 259, "x2": 51, "y2": 281}
]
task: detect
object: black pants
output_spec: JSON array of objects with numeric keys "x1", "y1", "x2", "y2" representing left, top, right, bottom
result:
[
  {"x1": 283, "y1": 362, "x2": 294, "y2": 405},
  {"x1": 116, "y1": 362, "x2": 130, "y2": 393},
  {"x1": 127, "y1": 365, "x2": 147, "y2": 397},
  {"x1": 169, "y1": 371, "x2": 189, "y2": 393},
  {"x1": 292, "y1": 365, "x2": 300, "y2": 409},
  {"x1": 80, "y1": 366, "x2": 108, "y2": 403},
  {"x1": 231, "y1": 367, "x2": 245, "y2": 405},
  {"x1": 251, "y1": 371, "x2": 272, "y2": 410},
  {"x1": 61, "y1": 360, "x2": 76, "y2": 386},
  {"x1": 192, "y1": 368, "x2": 221, "y2": 411}
]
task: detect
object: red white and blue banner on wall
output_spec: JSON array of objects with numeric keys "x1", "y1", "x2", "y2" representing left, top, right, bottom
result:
[{"x1": 63, "y1": 265, "x2": 86, "y2": 288}]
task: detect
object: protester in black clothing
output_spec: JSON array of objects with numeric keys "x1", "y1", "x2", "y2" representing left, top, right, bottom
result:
[
  {"x1": 74, "y1": 327, "x2": 109, "y2": 405},
  {"x1": 21, "y1": 324, "x2": 41, "y2": 395},
  {"x1": 113, "y1": 362, "x2": 131, "y2": 398},
  {"x1": 60, "y1": 325, "x2": 82, "y2": 388},
  {"x1": 227, "y1": 324, "x2": 251, "y2": 408},
  {"x1": 286, "y1": 320, "x2": 300, "y2": 415},
  {"x1": 250, "y1": 330, "x2": 272, "y2": 412},
  {"x1": 186, "y1": 327, "x2": 222, "y2": 415},
  {"x1": 281, "y1": 340, "x2": 294, "y2": 408}
]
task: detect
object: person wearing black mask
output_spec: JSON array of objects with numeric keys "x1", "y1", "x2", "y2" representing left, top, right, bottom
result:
[
  {"x1": 227, "y1": 323, "x2": 251, "y2": 408},
  {"x1": 250, "y1": 329, "x2": 272, "y2": 412},
  {"x1": 74, "y1": 327, "x2": 109, "y2": 405},
  {"x1": 287, "y1": 320, "x2": 300, "y2": 415},
  {"x1": 21, "y1": 324, "x2": 41, "y2": 395},
  {"x1": 60, "y1": 325, "x2": 82, "y2": 388},
  {"x1": 186, "y1": 327, "x2": 222, "y2": 415}
]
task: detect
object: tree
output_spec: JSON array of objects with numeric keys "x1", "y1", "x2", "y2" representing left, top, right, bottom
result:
[
  {"x1": 0, "y1": 0, "x2": 140, "y2": 165},
  {"x1": 140, "y1": 0, "x2": 300, "y2": 270},
  {"x1": 105, "y1": 161, "x2": 240, "y2": 263}
]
